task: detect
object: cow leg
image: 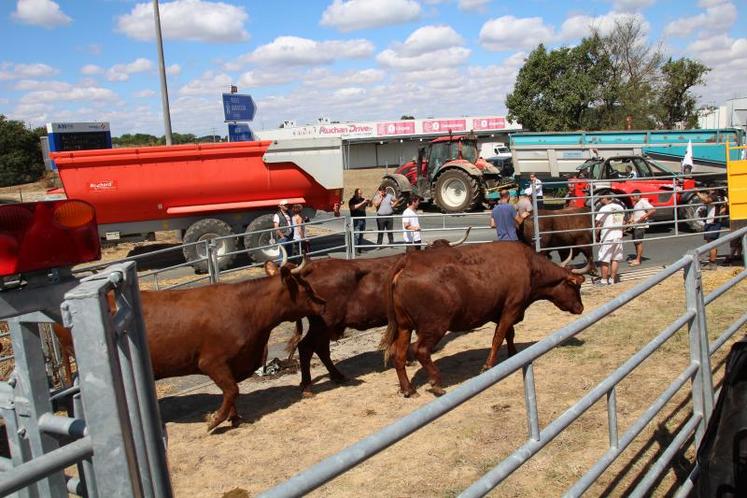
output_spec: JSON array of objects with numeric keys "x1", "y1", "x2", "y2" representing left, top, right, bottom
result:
[
  {"x1": 505, "y1": 326, "x2": 517, "y2": 357},
  {"x1": 392, "y1": 326, "x2": 417, "y2": 397},
  {"x1": 297, "y1": 330, "x2": 316, "y2": 397},
  {"x1": 313, "y1": 326, "x2": 346, "y2": 384},
  {"x1": 199, "y1": 359, "x2": 240, "y2": 431},
  {"x1": 413, "y1": 333, "x2": 446, "y2": 396},
  {"x1": 482, "y1": 313, "x2": 521, "y2": 372}
]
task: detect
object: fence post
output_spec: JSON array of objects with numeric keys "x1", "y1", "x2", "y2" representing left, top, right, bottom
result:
[
  {"x1": 350, "y1": 217, "x2": 357, "y2": 260},
  {"x1": 672, "y1": 177, "x2": 679, "y2": 237},
  {"x1": 683, "y1": 253, "x2": 714, "y2": 447},
  {"x1": 344, "y1": 218, "x2": 352, "y2": 260},
  {"x1": 206, "y1": 240, "x2": 218, "y2": 284},
  {"x1": 532, "y1": 190, "x2": 541, "y2": 253},
  {"x1": 590, "y1": 182, "x2": 597, "y2": 249}
]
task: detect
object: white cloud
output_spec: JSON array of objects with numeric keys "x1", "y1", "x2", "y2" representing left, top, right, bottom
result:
[
  {"x1": 11, "y1": 0, "x2": 71, "y2": 28},
  {"x1": 377, "y1": 46, "x2": 471, "y2": 70},
  {"x1": 166, "y1": 64, "x2": 182, "y2": 76},
  {"x1": 238, "y1": 71, "x2": 296, "y2": 88},
  {"x1": 397, "y1": 25, "x2": 464, "y2": 56},
  {"x1": 479, "y1": 16, "x2": 554, "y2": 51},
  {"x1": 689, "y1": 34, "x2": 747, "y2": 103},
  {"x1": 458, "y1": 0, "x2": 490, "y2": 12},
  {"x1": 246, "y1": 36, "x2": 374, "y2": 66},
  {"x1": 559, "y1": 11, "x2": 649, "y2": 41},
  {"x1": 320, "y1": 0, "x2": 421, "y2": 32},
  {"x1": 14, "y1": 79, "x2": 72, "y2": 91},
  {"x1": 178, "y1": 71, "x2": 232, "y2": 96},
  {"x1": 81, "y1": 64, "x2": 104, "y2": 75},
  {"x1": 612, "y1": 0, "x2": 655, "y2": 11},
  {"x1": 135, "y1": 89, "x2": 156, "y2": 98},
  {"x1": 19, "y1": 86, "x2": 118, "y2": 104},
  {"x1": 664, "y1": 1, "x2": 736, "y2": 37},
  {"x1": 0, "y1": 62, "x2": 58, "y2": 80},
  {"x1": 302, "y1": 68, "x2": 386, "y2": 88},
  {"x1": 117, "y1": 0, "x2": 249, "y2": 42},
  {"x1": 106, "y1": 58, "x2": 153, "y2": 81}
]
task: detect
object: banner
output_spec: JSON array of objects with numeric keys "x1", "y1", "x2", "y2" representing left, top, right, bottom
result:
[{"x1": 423, "y1": 119, "x2": 466, "y2": 133}]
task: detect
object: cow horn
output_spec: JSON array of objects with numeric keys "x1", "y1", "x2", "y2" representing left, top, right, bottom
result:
[
  {"x1": 450, "y1": 227, "x2": 472, "y2": 247},
  {"x1": 572, "y1": 260, "x2": 591, "y2": 275},
  {"x1": 278, "y1": 243, "x2": 288, "y2": 268},
  {"x1": 290, "y1": 256, "x2": 307, "y2": 274},
  {"x1": 559, "y1": 250, "x2": 574, "y2": 268}
]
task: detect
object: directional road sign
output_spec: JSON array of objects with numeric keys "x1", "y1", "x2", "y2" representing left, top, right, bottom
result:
[
  {"x1": 228, "y1": 123, "x2": 255, "y2": 142},
  {"x1": 222, "y1": 93, "x2": 256, "y2": 122}
]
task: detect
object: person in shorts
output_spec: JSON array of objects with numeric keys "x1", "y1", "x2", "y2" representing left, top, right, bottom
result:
[
  {"x1": 595, "y1": 195, "x2": 625, "y2": 285},
  {"x1": 697, "y1": 189, "x2": 725, "y2": 269},
  {"x1": 627, "y1": 191, "x2": 656, "y2": 266}
]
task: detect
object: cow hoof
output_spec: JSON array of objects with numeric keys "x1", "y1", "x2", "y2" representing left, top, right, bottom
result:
[
  {"x1": 206, "y1": 415, "x2": 221, "y2": 432},
  {"x1": 401, "y1": 388, "x2": 419, "y2": 398},
  {"x1": 230, "y1": 416, "x2": 243, "y2": 428},
  {"x1": 427, "y1": 386, "x2": 446, "y2": 396},
  {"x1": 480, "y1": 364, "x2": 493, "y2": 373},
  {"x1": 302, "y1": 390, "x2": 315, "y2": 399}
]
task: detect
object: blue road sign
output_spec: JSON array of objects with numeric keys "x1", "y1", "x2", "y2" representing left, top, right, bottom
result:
[
  {"x1": 228, "y1": 123, "x2": 255, "y2": 142},
  {"x1": 222, "y1": 93, "x2": 256, "y2": 122}
]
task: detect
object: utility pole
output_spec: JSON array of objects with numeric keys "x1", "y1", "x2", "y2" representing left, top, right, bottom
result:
[{"x1": 153, "y1": 0, "x2": 173, "y2": 145}]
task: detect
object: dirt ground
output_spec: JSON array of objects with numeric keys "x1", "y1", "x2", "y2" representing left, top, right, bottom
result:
[{"x1": 160, "y1": 268, "x2": 746, "y2": 498}]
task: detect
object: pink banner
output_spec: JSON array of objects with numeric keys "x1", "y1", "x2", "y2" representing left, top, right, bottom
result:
[
  {"x1": 472, "y1": 117, "x2": 506, "y2": 130},
  {"x1": 377, "y1": 121, "x2": 416, "y2": 135},
  {"x1": 422, "y1": 119, "x2": 466, "y2": 133}
]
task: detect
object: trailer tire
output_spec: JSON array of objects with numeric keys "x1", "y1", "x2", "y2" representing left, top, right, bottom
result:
[
  {"x1": 380, "y1": 177, "x2": 408, "y2": 213},
  {"x1": 434, "y1": 169, "x2": 479, "y2": 213},
  {"x1": 244, "y1": 214, "x2": 284, "y2": 263},
  {"x1": 678, "y1": 195, "x2": 706, "y2": 232},
  {"x1": 183, "y1": 219, "x2": 237, "y2": 274}
]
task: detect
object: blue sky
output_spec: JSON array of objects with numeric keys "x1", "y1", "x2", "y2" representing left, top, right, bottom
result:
[{"x1": 0, "y1": 0, "x2": 745, "y2": 137}]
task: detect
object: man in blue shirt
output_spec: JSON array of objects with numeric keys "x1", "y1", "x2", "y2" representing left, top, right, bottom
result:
[{"x1": 490, "y1": 189, "x2": 520, "y2": 241}]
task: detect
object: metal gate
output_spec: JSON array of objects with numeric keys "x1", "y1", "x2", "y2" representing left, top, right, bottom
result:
[{"x1": 259, "y1": 227, "x2": 747, "y2": 497}]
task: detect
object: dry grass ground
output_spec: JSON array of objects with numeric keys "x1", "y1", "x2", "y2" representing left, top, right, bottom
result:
[{"x1": 161, "y1": 268, "x2": 746, "y2": 498}]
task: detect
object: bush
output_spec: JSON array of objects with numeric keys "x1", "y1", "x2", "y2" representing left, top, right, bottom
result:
[{"x1": 0, "y1": 115, "x2": 45, "y2": 187}]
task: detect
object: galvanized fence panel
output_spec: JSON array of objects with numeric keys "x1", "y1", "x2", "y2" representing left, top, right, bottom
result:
[{"x1": 259, "y1": 227, "x2": 747, "y2": 498}]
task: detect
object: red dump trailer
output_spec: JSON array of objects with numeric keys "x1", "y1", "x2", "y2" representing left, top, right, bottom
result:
[{"x1": 49, "y1": 138, "x2": 344, "y2": 269}]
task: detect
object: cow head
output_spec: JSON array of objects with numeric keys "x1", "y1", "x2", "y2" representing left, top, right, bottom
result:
[
  {"x1": 263, "y1": 247, "x2": 326, "y2": 316},
  {"x1": 547, "y1": 273, "x2": 585, "y2": 315},
  {"x1": 427, "y1": 227, "x2": 471, "y2": 249}
]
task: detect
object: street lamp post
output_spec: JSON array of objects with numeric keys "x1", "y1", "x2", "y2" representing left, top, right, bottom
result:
[{"x1": 153, "y1": 0, "x2": 173, "y2": 145}]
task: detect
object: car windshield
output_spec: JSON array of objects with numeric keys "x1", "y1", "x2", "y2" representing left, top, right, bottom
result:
[{"x1": 644, "y1": 157, "x2": 676, "y2": 177}]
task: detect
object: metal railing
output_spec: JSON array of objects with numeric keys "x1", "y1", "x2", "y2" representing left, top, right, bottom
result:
[{"x1": 259, "y1": 227, "x2": 747, "y2": 498}]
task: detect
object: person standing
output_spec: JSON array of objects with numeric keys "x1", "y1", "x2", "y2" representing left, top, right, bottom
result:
[
  {"x1": 627, "y1": 191, "x2": 656, "y2": 266},
  {"x1": 516, "y1": 189, "x2": 534, "y2": 222},
  {"x1": 401, "y1": 196, "x2": 422, "y2": 249},
  {"x1": 291, "y1": 204, "x2": 306, "y2": 255},
  {"x1": 697, "y1": 188, "x2": 726, "y2": 269},
  {"x1": 489, "y1": 189, "x2": 520, "y2": 241},
  {"x1": 273, "y1": 199, "x2": 294, "y2": 258},
  {"x1": 373, "y1": 184, "x2": 400, "y2": 248},
  {"x1": 529, "y1": 173, "x2": 544, "y2": 209},
  {"x1": 595, "y1": 196, "x2": 625, "y2": 286},
  {"x1": 348, "y1": 188, "x2": 369, "y2": 254}
]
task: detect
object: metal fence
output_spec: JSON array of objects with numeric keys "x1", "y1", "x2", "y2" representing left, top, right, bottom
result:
[
  {"x1": 258, "y1": 227, "x2": 747, "y2": 497},
  {"x1": 0, "y1": 262, "x2": 172, "y2": 497}
]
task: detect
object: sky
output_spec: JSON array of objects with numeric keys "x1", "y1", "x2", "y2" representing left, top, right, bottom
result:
[{"x1": 0, "y1": 0, "x2": 745, "y2": 137}]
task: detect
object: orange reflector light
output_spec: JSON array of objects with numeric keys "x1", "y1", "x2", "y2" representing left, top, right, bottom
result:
[{"x1": 53, "y1": 200, "x2": 95, "y2": 228}]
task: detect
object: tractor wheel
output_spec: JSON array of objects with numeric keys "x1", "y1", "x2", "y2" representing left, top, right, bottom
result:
[
  {"x1": 380, "y1": 177, "x2": 408, "y2": 213},
  {"x1": 182, "y1": 218, "x2": 237, "y2": 274},
  {"x1": 434, "y1": 169, "x2": 480, "y2": 213},
  {"x1": 678, "y1": 195, "x2": 706, "y2": 232}
]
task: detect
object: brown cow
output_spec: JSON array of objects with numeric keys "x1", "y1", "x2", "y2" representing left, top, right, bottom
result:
[
  {"x1": 519, "y1": 207, "x2": 595, "y2": 274},
  {"x1": 56, "y1": 247, "x2": 325, "y2": 431},
  {"x1": 381, "y1": 241, "x2": 584, "y2": 397},
  {"x1": 276, "y1": 229, "x2": 472, "y2": 396}
]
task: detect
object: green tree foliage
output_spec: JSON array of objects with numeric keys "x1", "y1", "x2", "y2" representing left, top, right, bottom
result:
[
  {"x1": 657, "y1": 58, "x2": 710, "y2": 129},
  {"x1": 506, "y1": 37, "x2": 611, "y2": 132},
  {"x1": 506, "y1": 18, "x2": 710, "y2": 131},
  {"x1": 112, "y1": 133, "x2": 160, "y2": 147},
  {"x1": 0, "y1": 115, "x2": 45, "y2": 187}
]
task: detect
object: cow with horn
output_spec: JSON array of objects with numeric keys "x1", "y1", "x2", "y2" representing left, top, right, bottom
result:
[
  {"x1": 381, "y1": 241, "x2": 585, "y2": 397},
  {"x1": 270, "y1": 228, "x2": 472, "y2": 396}
]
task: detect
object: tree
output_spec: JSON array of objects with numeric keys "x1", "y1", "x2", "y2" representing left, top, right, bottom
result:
[
  {"x1": 656, "y1": 58, "x2": 710, "y2": 128},
  {"x1": 506, "y1": 37, "x2": 611, "y2": 132},
  {"x1": 0, "y1": 115, "x2": 45, "y2": 187}
]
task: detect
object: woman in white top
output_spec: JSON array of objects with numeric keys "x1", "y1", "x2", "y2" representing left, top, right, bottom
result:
[{"x1": 291, "y1": 204, "x2": 305, "y2": 255}]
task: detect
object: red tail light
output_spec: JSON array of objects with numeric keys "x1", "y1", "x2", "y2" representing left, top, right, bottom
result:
[{"x1": 0, "y1": 200, "x2": 101, "y2": 277}]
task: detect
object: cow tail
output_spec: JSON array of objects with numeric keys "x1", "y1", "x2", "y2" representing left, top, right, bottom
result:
[
  {"x1": 379, "y1": 255, "x2": 408, "y2": 365},
  {"x1": 285, "y1": 319, "x2": 304, "y2": 356}
]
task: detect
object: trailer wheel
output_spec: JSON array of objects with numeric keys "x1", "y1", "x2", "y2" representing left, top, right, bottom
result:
[
  {"x1": 380, "y1": 177, "x2": 407, "y2": 213},
  {"x1": 244, "y1": 214, "x2": 283, "y2": 262},
  {"x1": 183, "y1": 219, "x2": 237, "y2": 274},
  {"x1": 434, "y1": 169, "x2": 479, "y2": 213}
]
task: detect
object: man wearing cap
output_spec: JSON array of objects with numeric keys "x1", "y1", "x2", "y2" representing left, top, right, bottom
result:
[
  {"x1": 273, "y1": 200, "x2": 294, "y2": 257},
  {"x1": 516, "y1": 188, "x2": 533, "y2": 222}
]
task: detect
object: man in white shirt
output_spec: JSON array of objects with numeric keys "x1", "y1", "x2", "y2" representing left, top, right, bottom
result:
[
  {"x1": 273, "y1": 199, "x2": 294, "y2": 257},
  {"x1": 529, "y1": 173, "x2": 543, "y2": 208},
  {"x1": 401, "y1": 196, "x2": 422, "y2": 250},
  {"x1": 627, "y1": 191, "x2": 655, "y2": 266},
  {"x1": 595, "y1": 196, "x2": 625, "y2": 285}
]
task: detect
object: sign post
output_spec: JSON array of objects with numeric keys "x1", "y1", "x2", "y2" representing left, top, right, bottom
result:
[{"x1": 223, "y1": 93, "x2": 256, "y2": 142}]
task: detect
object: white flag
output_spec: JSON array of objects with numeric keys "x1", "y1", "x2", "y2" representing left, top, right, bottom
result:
[{"x1": 681, "y1": 140, "x2": 694, "y2": 174}]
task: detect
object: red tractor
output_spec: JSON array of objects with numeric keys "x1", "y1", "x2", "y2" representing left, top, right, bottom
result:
[{"x1": 380, "y1": 133, "x2": 513, "y2": 213}]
